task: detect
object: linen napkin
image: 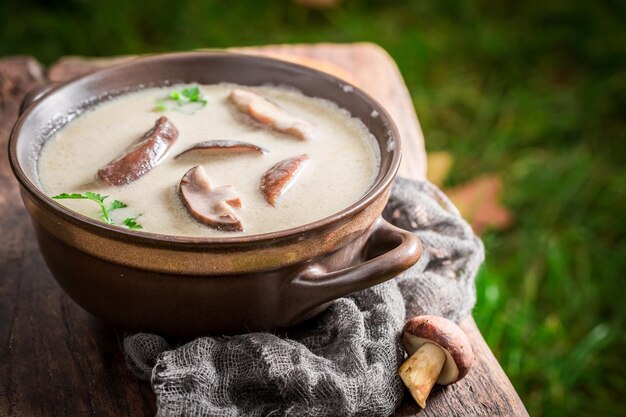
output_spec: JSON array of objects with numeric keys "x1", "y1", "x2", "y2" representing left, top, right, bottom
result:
[{"x1": 124, "y1": 178, "x2": 484, "y2": 417}]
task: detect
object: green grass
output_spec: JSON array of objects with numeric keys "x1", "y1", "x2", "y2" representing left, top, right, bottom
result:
[{"x1": 2, "y1": 1, "x2": 625, "y2": 415}]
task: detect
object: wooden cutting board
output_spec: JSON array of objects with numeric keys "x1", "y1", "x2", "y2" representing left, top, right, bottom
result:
[{"x1": 0, "y1": 43, "x2": 528, "y2": 417}]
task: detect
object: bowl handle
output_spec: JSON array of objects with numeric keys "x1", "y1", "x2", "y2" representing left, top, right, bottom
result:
[
  {"x1": 19, "y1": 82, "x2": 58, "y2": 115},
  {"x1": 287, "y1": 217, "x2": 422, "y2": 317}
]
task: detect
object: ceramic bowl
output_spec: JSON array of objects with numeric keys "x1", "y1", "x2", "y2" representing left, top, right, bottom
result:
[{"x1": 9, "y1": 52, "x2": 421, "y2": 338}]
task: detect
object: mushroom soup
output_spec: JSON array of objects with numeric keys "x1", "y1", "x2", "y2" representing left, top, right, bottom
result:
[{"x1": 37, "y1": 83, "x2": 381, "y2": 237}]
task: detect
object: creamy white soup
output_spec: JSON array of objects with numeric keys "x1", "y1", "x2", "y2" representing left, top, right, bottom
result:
[{"x1": 38, "y1": 83, "x2": 381, "y2": 237}]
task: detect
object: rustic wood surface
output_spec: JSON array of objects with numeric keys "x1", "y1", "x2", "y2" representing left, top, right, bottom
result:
[{"x1": 0, "y1": 43, "x2": 528, "y2": 416}]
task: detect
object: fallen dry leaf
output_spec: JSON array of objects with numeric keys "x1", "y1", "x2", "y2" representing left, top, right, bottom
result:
[
  {"x1": 444, "y1": 175, "x2": 513, "y2": 235},
  {"x1": 426, "y1": 151, "x2": 453, "y2": 187}
]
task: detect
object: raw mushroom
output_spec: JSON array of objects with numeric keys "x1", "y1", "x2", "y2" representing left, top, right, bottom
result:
[
  {"x1": 229, "y1": 88, "x2": 315, "y2": 141},
  {"x1": 398, "y1": 315, "x2": 474, "y2": 409},
  {"x1": 175, "y1": 140, "x2": 267, "y2": 159},
  {"x1": 260, "y1": 154, "x2": 308, "y2": 206},
  {"x1": 98, "y1": 116, "x2": 178, "y2": 186},
  {"x1": 179, "y1": 165, "x2": 243, "y2": 232}
]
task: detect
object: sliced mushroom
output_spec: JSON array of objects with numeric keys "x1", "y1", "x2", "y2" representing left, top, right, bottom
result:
[
  {"x1": 260, "y1": 154, "x2": 308, "y2": 206},
  {"x1": 229, "y1": 89, "x2": 315, "y2": 141},
  {"x1": 98, "y1": 116, "x2": 178, "y2": 186},
  {"x1": 175, "y1": 140, "x2": 267, "y2": 159},
  {"x1": 179, "y1": 165, "x2": 243, "y2": 232},
  {"x1": 398, "y1": 315, "x2": 474, "y2": 409}
]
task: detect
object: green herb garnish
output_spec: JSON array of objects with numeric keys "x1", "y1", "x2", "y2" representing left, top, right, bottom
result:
[
  {"x1": 52, "y1": 192, "x2": 142, "y2": 230},
  {"x1": 123, "y1": 215, "x2": 143, "y2": 230},
  {"x1": 107, "y1": 199, "x2": 128, "y2": 212},
  {"x1": 155, "y1": 86, "x2": 207, "y2": 113}
]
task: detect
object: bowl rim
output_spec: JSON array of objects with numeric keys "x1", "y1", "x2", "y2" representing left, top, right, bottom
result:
[{"x1": 9, "y1": 51, "x2": 402, "y2": 248}]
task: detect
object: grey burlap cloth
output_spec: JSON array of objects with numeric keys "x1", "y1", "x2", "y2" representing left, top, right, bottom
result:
[{"x1": 124, "y1": 177, "x2": 484, "y2": 417}]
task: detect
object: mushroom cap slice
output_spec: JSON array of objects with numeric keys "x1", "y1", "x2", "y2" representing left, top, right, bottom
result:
[
  {"x1": 260, "y1": 154, "x2": 308, "y2": 206},
  {"x1": 229, "y1": 89, "x2": 315, "y2": 141},
  {"x1": 98, "y1": 116, "x2": 178, "y2": 186},
  {"x1": 402, "y1": 315, "x2": 474, "y2": 385},
  {"x1": 175, "y1": 140, "x2": 267, "y2": 159},
  {"x1": 179, "y1": 166, "x2": 243, "y2": 232}
]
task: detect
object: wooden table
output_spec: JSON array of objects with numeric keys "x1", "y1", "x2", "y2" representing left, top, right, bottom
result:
[{"x1": 0, "y1": 43, "x2": 528, "y2": 417}]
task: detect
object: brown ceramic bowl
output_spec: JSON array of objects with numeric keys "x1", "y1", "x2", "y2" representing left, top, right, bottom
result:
[{"x1": 9, "y1": 52, "x2": 421, "y2": 338}]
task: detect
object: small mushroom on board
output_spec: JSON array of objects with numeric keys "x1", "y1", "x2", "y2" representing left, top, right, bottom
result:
[
  {"x1": 98, "y1": 116, "x2": 178, "y2": 186},
  {"x1": 175, "y1": 140, "x2": 267, "y2": 159},
  {"x1": 398, "y1": 315, "x2": 474, "y2": 409},
  {"x1": 229, "y1": 89, "x2": 315, "y2": 141},
  {"x1": 260, "y1": 154, "x2": 308, "y2": 206},
  {"x1": 179, "y1": 165, "x2": 243, "y2": 232}
]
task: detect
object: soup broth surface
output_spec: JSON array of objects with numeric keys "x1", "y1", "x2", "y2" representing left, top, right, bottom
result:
[{"x1": 38, "y1": 83, "x2": 381, "y2": 237}]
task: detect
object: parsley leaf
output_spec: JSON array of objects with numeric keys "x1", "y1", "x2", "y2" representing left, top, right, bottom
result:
[
  {"x1": 181, "y1": 87, "x2": 200, "y2": 100},
  {"x1": 107, "y1": 200, "x2": 128, "y2": 211},
  {"x1": 53, "y1": 192, "x2": 87, "y2": 199},
  {"x1": 123, "y1": 215, "x2": 143, "y2": 230},
  {"x1": 52, "y1": 192, "x2": 141, "y2": 230},
  {"x1": 155, "y1": 100, "x2": 168, "y2": 112},
  {"x1": 54, "y1": 191, "x2": 113, "y2": 223},
  {"x1": 155, "y1": 85, "x2": 207, "y2": 113}
]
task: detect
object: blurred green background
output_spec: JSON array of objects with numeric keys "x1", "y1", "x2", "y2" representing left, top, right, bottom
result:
[{"x1": 2, "y1": 0, "x2": 625, "y2": 415}]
